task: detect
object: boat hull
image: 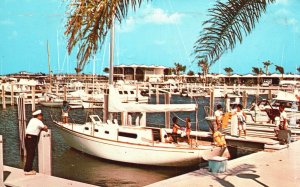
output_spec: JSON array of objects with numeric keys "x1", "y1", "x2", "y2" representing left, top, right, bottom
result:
[{"x1": 54, "y1": 122, "x2": 223, "y2": 167}]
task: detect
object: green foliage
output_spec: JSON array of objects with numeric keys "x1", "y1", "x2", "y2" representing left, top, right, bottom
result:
[{"x1": 193, "y1": 0, "x2": 275, "y2": 66}]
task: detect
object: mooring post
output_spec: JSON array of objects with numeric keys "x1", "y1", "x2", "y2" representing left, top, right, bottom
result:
[
  {"x1": 268, "y1": 89, "x2": 272, "y2": 100},
  {"x1": 38, "y1": 130, "x2": 52, "y2": 175},
  {"x1": 63, "y1": 86, "x2": 67, "y2": 101},
  {"x1": 156, "y1": 85, "x2": 159, "y2": 104},
  {"x1": 242, "y1": 90, "x2": 247, "y2": 108},
  {"x1": 0, "y1": 135, "x2": 3, "y2": 186},
  {"x1": 31, "y1": 86, "x2": 35, "y2": 112},
  {"x1": 164, "y1": 93, "x2": 171, "y2": 129},
  {"x1": 10, "y1": 82, "x2": 14, "y2": 106},
  {"x1": 209, "y1": 89, "x2": 215, "y2": 116},
  {"x1": 2, "y1": 85, "x2": 6, "y2": 110}
]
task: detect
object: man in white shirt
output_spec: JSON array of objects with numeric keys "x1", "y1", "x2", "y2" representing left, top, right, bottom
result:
[{"x1": 24, "y1": 110, "x2": 48, "y2": 175}]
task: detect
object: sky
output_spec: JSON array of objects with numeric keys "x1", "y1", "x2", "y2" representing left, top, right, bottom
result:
[{"x1": 0, "y1": 0, "x2": 299, "y2": 75}]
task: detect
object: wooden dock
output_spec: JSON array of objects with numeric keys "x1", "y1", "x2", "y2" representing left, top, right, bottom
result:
[
  {"x1": 147, "y1": 140, "x2": 300, "y2": 187},
  {"x1": 3, "y1": 165, "x2": 97, "y2": 187}
]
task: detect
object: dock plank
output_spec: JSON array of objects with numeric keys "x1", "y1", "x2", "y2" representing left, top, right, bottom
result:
[
  {"x1": 4, "y1": 166, "x2": 97, "y2": 187},
  {"x1": 147, "y1": 140, "x2": 300, "y2": 187}
]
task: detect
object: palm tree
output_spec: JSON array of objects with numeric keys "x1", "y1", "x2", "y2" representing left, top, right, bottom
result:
[
  {"x1": 252, "y1": 67, "x2": 262, "y2": 85},
  {"x1": 275, "y1": 65, "x2": 284, "y2": 79},
  {"x1": 103, "y1": 67, "x2": 109, "y2": 74},
  {"x1": 297, "y1": 67, "x2": 300, "y2": 74},
  {"x1": 263, "y1": 60, "x2": 272, "y2": 75},
  {"x1": 224, "y1": 67, "x2": 233, "y2": 76},
  {"x1": 198, "y1": 59, "x2": 209, "y2": 84},
  {"x1": 193, "y1": 0, "x2": 275, "y2": 65},
  {"x1": 65, "y1": 0, "x2": 147, "y2": 72},
  {"x1": 65, "y1": 0, "x2": 275, "y2": 71},
  {"x1": 174, "y1": 62, "x2": 186, "y2": 77}
]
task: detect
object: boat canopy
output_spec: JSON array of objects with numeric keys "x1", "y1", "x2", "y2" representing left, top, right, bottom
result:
[
  {"x1": 274, "y1": 91, "x2": 298, "y2": 102},
  {"x1": 108, "y1": 85, "x2": 196, "y2": 113}
]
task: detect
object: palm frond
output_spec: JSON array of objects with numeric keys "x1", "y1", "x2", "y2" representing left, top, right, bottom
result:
[
  {"x1": 65, "y1": 0, "x2": 147, "y2": 72},
  {"x1": 193, "y1": 0, "x2": 275, "y2": 66}
]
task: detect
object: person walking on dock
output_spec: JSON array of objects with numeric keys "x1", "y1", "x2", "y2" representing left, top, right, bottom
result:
[{"x1": 24, "y1": 109, "x2": 48, "y2": 175}]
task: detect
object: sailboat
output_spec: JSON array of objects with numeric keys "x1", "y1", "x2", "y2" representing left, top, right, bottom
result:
[{"x1": 53, "y1": 16, "x2": 227, "y2": 167}]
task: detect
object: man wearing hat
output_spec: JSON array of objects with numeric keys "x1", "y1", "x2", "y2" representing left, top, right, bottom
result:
[{"x1": 24, "y1": 109, "x2": 48, "y2": 175}]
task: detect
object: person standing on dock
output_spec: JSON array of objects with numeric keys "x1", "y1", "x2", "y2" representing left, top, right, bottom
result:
[
  {"x1": 61, "y1": 101, "x2": 70, "y2": 123},
  {"x1": 236, "y1": 104, "x2": 247, "y2": 137},
  {"x1": 185, "y1": 117, "x2": 191, "y2": 145},
  {"x1": 214, "y1": 104, "x2": 224, "y2": 132},
  {"x1": 24, "y1": 110, "x2": 48, "y2": 175}
]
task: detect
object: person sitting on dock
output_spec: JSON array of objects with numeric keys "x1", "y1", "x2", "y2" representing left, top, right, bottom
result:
[
  {"x1": 61, "y1": 101, "x2": 70, "y2": 123},
  {"x1": 236, "y1": 104, "x2": 247, "y2": 137},
  {"x1": 171, "y1": 116, "x2": 182, "y2": 143},
  {"x1": 24, "y1": 110, "x2": 48, "y2": 175},
  {"x1": 214, "y1": 104, "x2": 224, "y2": 132}
]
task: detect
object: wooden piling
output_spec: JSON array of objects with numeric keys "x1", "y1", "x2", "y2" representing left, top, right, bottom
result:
[
  {"x1": 55, "y1": 84, "x2": 59, "y2": 96},
  {"x1": 242, "y1": 90, "x2": 247, "y2": 108},
  {"x1": 10, "y1": 82, "x2": 14, "y2": 106},
  {"x1": 38, "y1": 130, "x2": 52, "y2": 175},
  {"x1": 164, "y1": 93, "x2": 171, "y2": 129},
  {"x1": 0, "y1": 135, "x2": 3, "y2": 186},
  {"x1": 63, "y1": 86, "x2": 67, "y2": 101},
  {"x1": 31, "y1": 86, "x2": 36, "y2": 112},
  {"x1": 268, "y1": 89, "x2": 272, "y2": 100},
  {"x1": 2, "y1": 84, "x2": 6, "y2": 109},
  {"x1": 156, "y1": 85, "x2": 159, "y2": 104},
  {"x1": 17, "y1": 96, "x2": 27, "y2": 157},
  {"x1": 209, "y1": 89, "x2": 215, "y2": 116}
]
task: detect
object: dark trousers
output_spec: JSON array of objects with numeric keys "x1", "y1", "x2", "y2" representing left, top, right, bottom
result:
[
  {"x1": 24, "y1": 134, "x2": 38, "y2": 172},
  {"x1": 172, "y1": 133, "x2": 179, "y2": 143}
]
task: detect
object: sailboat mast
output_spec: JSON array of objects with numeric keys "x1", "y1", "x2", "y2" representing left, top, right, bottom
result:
[
  {"x1": 47, "y1": 40, "x2": 52, "y2": 93},
  {"x1": 109, "y1": 15, "x2": 115, "y2": 85}
]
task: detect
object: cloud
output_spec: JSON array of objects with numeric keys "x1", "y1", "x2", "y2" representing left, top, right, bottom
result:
[
  {"x1": 143, "y1": 8, "x2": 182, "y2": 25},
  {"x1": 275, "y1": 0, "x2": 289, "y2": 5},
  {"x1": 274, "y1": 9, "x2": 299, "y2": 33},
  {"x1": 154, "y1": 40, "x2": 166, "y2": 45},
  {"x1": 118, "y1": 17, "x2": 135, "y2": 33}
]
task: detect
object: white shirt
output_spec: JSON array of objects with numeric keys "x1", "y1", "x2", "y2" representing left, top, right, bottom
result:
[
  {"x1": 215, "y1": 110, "x2": 223, "y2": 121},
  {"x1": 280, "y1": 111, "x2": 287, "y2": 121},
  {"x1": 26, "y1": 118, "x2": 45, "y2": 136}
]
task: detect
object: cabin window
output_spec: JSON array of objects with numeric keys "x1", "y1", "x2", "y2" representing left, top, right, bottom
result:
[
  {"x1": 118, "y1": 132, "x2": 137, "y2": 139},
  {"x1": 105, "y1": 131, "x2": 109, "y2": 134},
  {"x1": 84, "y1": 127, "x2": 89, "y2": 130},
  {"x1": 94, "y1": 129, "x2": 99, "y2": 132},
  {"x1": 124, "y1": 91, "x2": 128, "y2": 94},
  {"x1": 119, "y1": 91, "x2": 123, "y2": 94},
  {"x1": 130, "y1": 91, "x2": 134, "y2": 94}
]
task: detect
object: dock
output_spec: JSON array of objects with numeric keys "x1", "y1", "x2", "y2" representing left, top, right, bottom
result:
[
  {"x1": 3, "y1": 165, "x2": 97, "y2": 187},
  {"x1": 147, "y1": 140, "x2": 300, "y2": 187}
]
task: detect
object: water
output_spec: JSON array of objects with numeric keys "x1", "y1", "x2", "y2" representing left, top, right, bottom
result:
[{"x1": 0, "y1": 95, "x2": 255, "y2": 186}]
